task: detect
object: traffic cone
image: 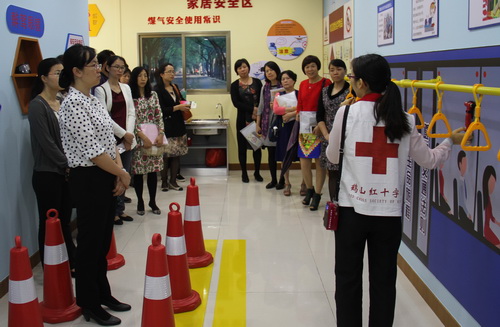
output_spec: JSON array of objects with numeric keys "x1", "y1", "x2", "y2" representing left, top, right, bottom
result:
[
  {"x1": 166, "y1": 202, "x2": 201, "y2": 313},
  {"x1": 184, "y1": 177, "x2": 213, "y2": 268},
  {"x1": 107, "y1": 231, "x2": 125, "y2": 270},
  {"x1": 40, "y1": 209, "x2": 81, "y2": 323},
  {"x1": 142, "y1": 233, "x2": 175, "y2": 327},
  {"x1": 8, "y1": 236, "x2": 44, "y2": 327}
]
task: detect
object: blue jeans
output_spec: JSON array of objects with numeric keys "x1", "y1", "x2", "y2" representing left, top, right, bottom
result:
[{"x1": 115, "y1": 150, "x2": 132, "y2": 216}]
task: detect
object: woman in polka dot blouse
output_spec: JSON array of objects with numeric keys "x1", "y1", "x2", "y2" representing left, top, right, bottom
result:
[{"x1": 58, "y1": 44, "x2": 131, "y2": 326}]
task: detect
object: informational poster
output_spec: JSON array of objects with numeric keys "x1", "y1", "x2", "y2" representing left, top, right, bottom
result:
[
  {"x1": 344, "y1": 1, "x2": 353, "y2": 39},
  {"x1": 377, "y1": 0, "x2": 394, "y2": 46},
  {"x1": 329, "y1": 7, "x2": 344, "y2": 43},
  {"x1": 468, "y1": 0, "x2": 500, "y2": 29},
  {"x1": 250, "y1": 60, "x2": 267, "y2": 80},
  {"x1": 65, "y1": 33, "x2": 84, "y2": 50},
  {"x1": 412, "y1": 0, "x2": 438, "y2": 40},
  {"x1": 267, "y1": 19, "x2": 307, "y2": 60}
]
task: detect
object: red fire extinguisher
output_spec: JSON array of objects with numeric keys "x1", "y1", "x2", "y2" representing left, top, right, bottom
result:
[{"x1": 464, "y1": 101, "x2": 475, "y2": 129}]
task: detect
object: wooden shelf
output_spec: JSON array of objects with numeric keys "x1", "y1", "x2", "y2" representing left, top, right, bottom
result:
[{"x1": 11, "y1": 37, "x2": 43, "y2": 115}]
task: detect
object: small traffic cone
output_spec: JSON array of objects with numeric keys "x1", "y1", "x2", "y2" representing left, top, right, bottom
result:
[
  {"x1": 8, "y1": 236, "x2": 44, "y2": 327},
  {"x1": 142, "y1": 233, "x2": 175, "y2": 327},
  {"x1": 107, "y1": 231, "x2": 125, "y2": 270},
  {"x1": 166, "y1": 203, "x2": 201, "y2": 313},
  {"x1": 184, "y1": 178, "x2": 213, "y2": 268},
  {"x1": 40, "y1": 209, "x2": 81, "y2": 323}
]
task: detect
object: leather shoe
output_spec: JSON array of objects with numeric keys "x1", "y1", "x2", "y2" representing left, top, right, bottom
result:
[
  {"x1": 101, "y1": 297, "x2": 132, "y2": 312},
  {"x1": 124, "y1": 196, "x2": 132, "y2": 203},
  {"x1": 119, "y1": 214, "x2": 133, "y2": 222},
  {"x1": 82, "y1": 307, "x2": 121, "y2": 325}
]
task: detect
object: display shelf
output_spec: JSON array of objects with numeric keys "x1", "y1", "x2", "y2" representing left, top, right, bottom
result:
[{"x1": 11, "y1": 37, "x2": 43, "y2": 115}]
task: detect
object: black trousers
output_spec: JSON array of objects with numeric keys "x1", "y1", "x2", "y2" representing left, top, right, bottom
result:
[
  {"x1": 32, "y1": 171, "x2": 76, "y2": 268},
  {"x1": 334, "y1": 207, "x2": 402, "y2": 327},
  {"x1": 70, "y1": 166, "x2": 116, "y2": 308}
]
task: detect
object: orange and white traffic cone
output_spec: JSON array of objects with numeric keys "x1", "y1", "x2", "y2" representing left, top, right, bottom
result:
[
  {"x1": 166, "y1": 203, "x2": 201, "y2": 313},
  {"x1": 142, "y1": 233, "x2": 175, "y2": 327},
  {"x1": 184, "y1": 177, "x2": 213, "y2": 268},
  {"x1": 8, "y1": 236, "x2": 44, "y2": 327},
  {"x1": 107, "y1": 231, "x2": 125, "y2": 270},
  {"x1": 40, "y1": 209, "x2": 81, "y2": 323}
]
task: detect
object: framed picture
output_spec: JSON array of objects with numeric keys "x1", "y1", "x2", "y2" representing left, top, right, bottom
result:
[
  {"x1": 469, "y1": 0, "x2": 500, "y2": 29},
  {"x1": 412, "y1": 0, "x2": 439, "y2": 40},
  {"x1": 138, "y1": 32, "x2": 230, "y2": 93},
  {"x1": 377, "y1": 0, "x2": 395, "y2": 46}
]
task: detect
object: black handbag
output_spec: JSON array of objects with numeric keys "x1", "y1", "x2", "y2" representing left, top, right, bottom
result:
[{"x1": 324, "y1": 105, "x2": 350, "y2": 231}]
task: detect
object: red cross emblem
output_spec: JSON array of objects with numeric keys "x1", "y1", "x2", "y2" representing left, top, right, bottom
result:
[{"x1": 355, "y1": 126, "x2": 399, "y2": 175}]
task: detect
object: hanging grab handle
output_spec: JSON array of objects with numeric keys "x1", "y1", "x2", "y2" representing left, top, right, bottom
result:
[
  {"x1": 407, "y1": 80, "x2": 425, "y2": 129},
  {"x1": 461, "y1": 84, "x2": 491, "y2": 151},
  {"x1": 427, "y1": 81, "x2": 452, "y2": 138}
]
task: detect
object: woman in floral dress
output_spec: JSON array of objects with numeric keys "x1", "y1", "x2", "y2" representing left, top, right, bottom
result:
[{"x1": 130, "y1": 67, "x2": 164, "y2": 215}]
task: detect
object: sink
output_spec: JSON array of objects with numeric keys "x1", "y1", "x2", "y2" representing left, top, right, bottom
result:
[{"x1": 187, "y1": 119, "x2": 229, "y2": 126}]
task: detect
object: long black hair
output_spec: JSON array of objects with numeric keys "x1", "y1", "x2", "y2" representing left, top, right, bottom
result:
[
  {"x1": 263, "y1": 61, "x2": 281, "y2": 83},
  {"x1": 351, "y1": 54, "x2": 411, "y2": 142},
  {"x1": 483, "y1": 165, "x2": 496, "y2": 209},
  {"x1": 31, "y1": 58, "x2": 61, "y2": 99},
  {"x1": 129, "y1": 66, "x2": 152, "y2": 99},
  {"x1": 155, "y1": 63, "x2": 174, "y2": 89},
  {"x1": 59, "y1": 44, "x2": 96, "y2": 89}
]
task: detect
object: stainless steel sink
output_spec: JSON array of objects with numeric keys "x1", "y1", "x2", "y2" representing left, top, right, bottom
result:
[{"x1": 187, "y1": 119, "x2": 229, "y2": 126}]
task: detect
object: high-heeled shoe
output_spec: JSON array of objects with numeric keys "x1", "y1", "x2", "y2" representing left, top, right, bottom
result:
[
  {"x1": 283, "y1": 184, "x2": 291, "y2": 196},
  {"x1": 309, "y1": 193, "x2": 322, "y2": 211},
  {"x1": 101, "y1": 296, "x2": 132, "y2": 312},
  {"x1": 137, "y1": 200, "x2": 145, "y2": 216},
  {"x1": 254, "y1": 172, "x2": 263, "y2": 182},
  {"x1": 149, "y1": 201, "x2": 161, "y2": 215},
  {"x1": 300, "y1": 182, "x2": 307, "y2": 196},
  {"x1": 82, "y1": 307, "x2": 121, "y2": 326},
  {"x1": 302, "y1": 188, "x2": 315, "y2": 206}
]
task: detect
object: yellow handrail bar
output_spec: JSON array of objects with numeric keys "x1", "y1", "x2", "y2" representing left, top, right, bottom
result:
[{"x1": 393, "y1": 79, "x2": 500, "y2": 97}]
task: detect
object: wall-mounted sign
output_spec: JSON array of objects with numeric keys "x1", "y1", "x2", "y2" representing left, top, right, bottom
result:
[
  {"x1": 250, "y1": 61, "x2": 268, "y2": 80},
  {"x1": 344, "y1": 1, "x2": 353, "y2": 39},
  {"x1": 468, "y1": 0, "x2": 500, "y2": 30},
  {"x1": 187, "y1": 0, "x2": 253, "y2": 9},
  {"x1": 267, "y1": 19, "x2": 307, "y2": 61},
  {"x1": 6, "y1": 5, "x2": 44, "y2": 38},
  {"x1": 147, "y1": 15, "x2": 221, "y2": 25},
  {"x1": 88, "y1": 4, "x2": 104, "y2": 37},
  {"x1": 377, "y1": 0, "x2": 394, "y2": 46},
  {"x1": 329, "y1": 7, "x2": 344, "y2": 43},
  {"x1": 412, "y1": 0, "x2": 439, "y2": 40},
  {"x1": 66, "y1": 33, "x2": 84, "y2": 50}
]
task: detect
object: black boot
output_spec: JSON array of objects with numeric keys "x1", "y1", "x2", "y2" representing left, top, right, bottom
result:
[
  {"x1": 302, "y1": 188, "x2": 315, "y2": 206},
  {"x1": 309, "y1": 193, "x2": 322, "y2": 211}
]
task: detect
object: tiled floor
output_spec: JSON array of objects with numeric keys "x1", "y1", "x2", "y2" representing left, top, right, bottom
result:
[{"x1": 0, "y1": 171, "x2": 443, "y2": 326}]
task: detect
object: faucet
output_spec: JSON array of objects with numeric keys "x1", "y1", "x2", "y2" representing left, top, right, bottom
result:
[{"x1": 216, "y1": 103, "x2": 224, "y2": 122}]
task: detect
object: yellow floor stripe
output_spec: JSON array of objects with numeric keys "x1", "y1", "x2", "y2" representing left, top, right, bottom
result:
[
  {"x1": 212, "y1": 240, "x2": 246, "y2": 327},
  {"x1": 175, "y1": 240, "x2": 217, "y2": 327}
]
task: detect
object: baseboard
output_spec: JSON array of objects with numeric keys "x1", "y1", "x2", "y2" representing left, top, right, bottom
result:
[
  {"x1": 397, "y1": 254, "x2": 459, "y2": 327},
  {"x1": 0, "y1": 218, "x2": 78, "y2": 299}
]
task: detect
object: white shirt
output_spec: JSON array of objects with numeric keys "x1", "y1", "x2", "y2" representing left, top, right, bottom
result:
[
  {"x1": 59, "y1": 87, "x2": 117, "y2": 168},
  {"x1": 326, "y1": 97, "x2": 452, "y2": 217}
]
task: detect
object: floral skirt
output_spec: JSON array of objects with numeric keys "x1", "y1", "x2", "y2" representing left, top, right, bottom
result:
[
  {"x1": 298, "y1": 133, "x2": 321, "y2": 159},
  {"x1": 165, "y1": 134, "x2": 188, "y2": 157}
]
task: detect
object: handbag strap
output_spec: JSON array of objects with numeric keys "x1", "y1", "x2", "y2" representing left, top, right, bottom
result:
[{"x1": 334, "y1": 105, "x2": 350, "y2": 201}]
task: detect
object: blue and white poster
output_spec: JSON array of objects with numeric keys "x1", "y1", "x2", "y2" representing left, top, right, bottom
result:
[
  {"x1": 377, "y1": 0, "x2": 394, "y2": 46},
  {"x1": 412, "y1": 0, "x2": 439, "y2": 40}
]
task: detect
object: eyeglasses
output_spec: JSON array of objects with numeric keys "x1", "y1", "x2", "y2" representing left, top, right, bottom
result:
[
  {"x1": 347, "y1": 73, "x2": 357, "y2": 79},
  {"x1": 111, "y1": 65, "x2": 126, "y2": 71},
  {"x1": 85, "y1": 63, "x2": 102, "y2": 70}
]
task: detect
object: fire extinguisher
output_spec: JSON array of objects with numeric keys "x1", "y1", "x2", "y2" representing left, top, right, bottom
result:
[{"x1": 464, "y1": 101, "x2": 475, "y2": 129}]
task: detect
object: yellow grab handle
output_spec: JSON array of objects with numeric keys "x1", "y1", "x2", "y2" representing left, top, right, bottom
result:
[
  {"x1": 408, "y1": 105, "x2": 425, "y2": 129},
  {"x1": 461, "y1": 122, "x2": 491, "y2": 151},
  {"x1": 497, "y1": 149, "x2": 500, "y2": 161},
  {"x1": 427, "y1": 112, "x2": 452, "y2": 138}
]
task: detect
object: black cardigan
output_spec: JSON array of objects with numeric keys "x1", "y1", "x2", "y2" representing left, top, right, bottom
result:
[
  {"x1": 230, "y1": 78, "x2": 262, "y2": 125},
  {"x1": 155, "y1": 84, "x2": 187, "y2": 137}
]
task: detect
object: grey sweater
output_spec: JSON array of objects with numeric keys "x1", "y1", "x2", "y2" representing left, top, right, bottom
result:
[{"x1": 28, "y1": 96, "x2": 68, "y2": 175}]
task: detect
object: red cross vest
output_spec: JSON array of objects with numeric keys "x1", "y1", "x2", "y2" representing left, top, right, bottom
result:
[{"x1": 339, "y1": 100, "x2": 415, "y2": 217}]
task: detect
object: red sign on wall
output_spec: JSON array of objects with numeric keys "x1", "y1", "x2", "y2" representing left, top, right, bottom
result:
[
  {"x1": 329, "y1": 6, "x2": 344, "y2": 43},
  {"x1": 186, "y1": 0, "x2": 253, "y2": 9},
  {"x1": 148, "y1": 15, "x2": 221, "y2": 25}
]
